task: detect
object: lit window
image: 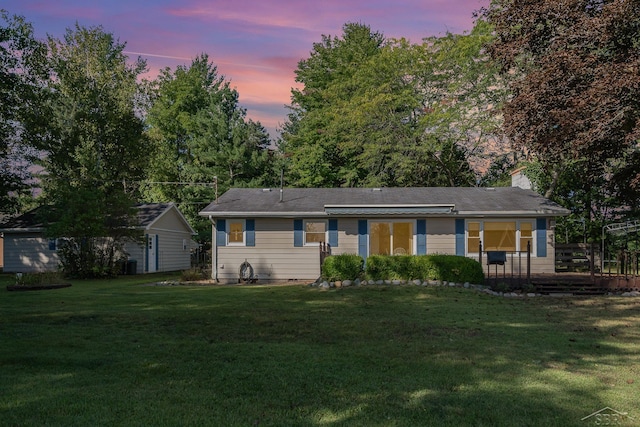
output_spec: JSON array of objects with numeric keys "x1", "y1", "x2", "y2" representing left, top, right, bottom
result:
[
  {"x1": 370, "y1": 221, "x2": 413, "y2": 255},
  {"x1": 228, "y1": 221, "x2": 244, "y2": 244},
  {"x1": 305, "y1": 221, "x2": 326, "y2": 244},
  {"x1": 484, "y1": 222, "x2": 516, "y2": 252},
  {"x1": 468, "y1": 222, "x2": 480, "y2": 253},
  {"x1": 467, "y1": 221, "x2": 534, "y2": 253}
]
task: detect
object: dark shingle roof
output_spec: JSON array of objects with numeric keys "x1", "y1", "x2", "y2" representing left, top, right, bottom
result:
[
  {"x1": 1, "y1": 203, "x2": 176, "y2": 231},
  {"x1": 136, "y1": 203, "x2": 172, "y2": 228},
  {"x1": 0, "y1": 208, "x2": 46, "y2": 230},
  {"x1": 199, "y1": 187, "x2": 569, "y2": 218}
]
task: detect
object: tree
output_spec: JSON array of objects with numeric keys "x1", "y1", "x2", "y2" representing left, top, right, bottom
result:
[
  {"x1": 281, "y1": 22, "x2": 501, "y2": 188},
  {"x1": 36, "y1": 24, "x2": 149, "y2": 277},
  {"x1": 485, "y1": 0, "x2": 640, "y2": 273},
  {"x1": 281, "y1": 23, "x2": 388, "y2": 187},
  {"x1": 0, "y1": 11, "x2": 47, "y2": 215},
  {"x1": 144, "y1": 54, "x2": 276, "y2": 242},
  {"x1": 485, "y1": 0, "x2": 640, "y2": 200},
  {"x1": 417, "y1": 19, "x2": 510, "y2": 182}
]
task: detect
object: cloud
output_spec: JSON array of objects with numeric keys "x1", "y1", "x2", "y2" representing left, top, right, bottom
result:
[{"x1": 5, "y1": 0, "x2": 490, "y2": 141}]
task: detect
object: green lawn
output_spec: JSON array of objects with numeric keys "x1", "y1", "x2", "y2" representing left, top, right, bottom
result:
[{"x1": 1, "y1": 274, "x2": 639, "y2": 426}]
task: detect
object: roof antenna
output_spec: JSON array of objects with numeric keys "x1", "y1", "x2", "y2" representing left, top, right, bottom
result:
[{"x1": 279, "y1": 169, "x2": 284, "y2": 203}]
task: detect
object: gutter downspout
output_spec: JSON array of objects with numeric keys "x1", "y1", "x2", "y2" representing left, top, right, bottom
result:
[{"x1": 208, "y1": 215, "x2": 218, "y2": 282}]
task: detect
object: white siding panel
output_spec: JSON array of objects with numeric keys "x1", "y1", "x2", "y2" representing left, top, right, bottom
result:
[
  {"x1": 426, "y1": 218, "x2": 455, "y2": 254},
  {"x1": 216, "y1": 218, "x2": 321, "y2": 282},
  {"x1": 3, "y1": 233, "x2": 60, "y2": 273},
  {"x1": 333, "y1": 218, "x2": 359, "y2": 255},
  {"x1": 151, "y1": 207, "x2": 193, "y2": 233},
  {"x1": 123, "y1": 230, "x2": 192, "y2": 274},
  {"x1": 153, "y1": 228, "x2": 192, "y2": 272}
]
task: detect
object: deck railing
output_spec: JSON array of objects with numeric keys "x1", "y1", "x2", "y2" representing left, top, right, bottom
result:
[{"x1": 479, "y1": 241, "x2": 532, "y2": 287}]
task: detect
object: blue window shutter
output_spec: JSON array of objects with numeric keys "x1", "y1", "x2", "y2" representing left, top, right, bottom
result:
[
  {"x1": 216, "y1": 219, "x2": 227, "y2": 247},
  {"x1": 536, "y1": 218, "x2": 547, "y2": 257},
  {"x1": 246, "y1": 219, "x2": 255, "y2": 247},
  {"x1": 294, "y1": 219, "x2": 303, "y2": 247},
  {"x1": 416, "y1": 220, "x2": 426, "y2": 255},
  {"x1": 455, "y1": 219, "x2": 465, "y2": 256},
  {"x1": 48, "y1": 238, "x2": 57, "y2": 251},
  {"x1": 358, "y1": 220, "x2": 367, "y2": 259},
  {"x1": 156, "y1": 235, "x2": 159, "y2": 269},
  {"x1": 328, "y1": 219, "x2": 338, "y2": 247}
]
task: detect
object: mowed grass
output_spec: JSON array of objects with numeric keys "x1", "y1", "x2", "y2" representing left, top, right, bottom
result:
[{"x1": 1, "y1": 274, "x2": 640, "y2": 426}]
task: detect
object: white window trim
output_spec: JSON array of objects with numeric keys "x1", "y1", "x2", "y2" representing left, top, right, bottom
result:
[
  {"x1": 303, "y1": 219, "x2": 328, "y2": 246},
  {"x1": 227, "y1": 219, "x2": 246, "y2": 246},
  {"x1": 466, "y1": 219, "x2": 535, "y2": 256},
  {"x1": 368, "y1": 219, "x2": 417, "y2": 255}
]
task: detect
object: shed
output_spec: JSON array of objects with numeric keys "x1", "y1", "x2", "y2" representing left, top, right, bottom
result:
[{"x1": 0, "y1": 203, "x2": 196, "y2": 274}]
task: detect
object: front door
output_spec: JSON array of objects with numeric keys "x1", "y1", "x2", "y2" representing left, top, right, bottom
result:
[{"x1": 146, "y1": 234, "x2": 157, "y2": 272}]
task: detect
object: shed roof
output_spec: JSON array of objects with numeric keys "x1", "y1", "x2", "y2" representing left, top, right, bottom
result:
[
  {"x1": 199, "y1": 187, "x2": 570, "y2": 218},
  {"x1": 1, "y1": 203, "x2": 195, "y2": 234}
]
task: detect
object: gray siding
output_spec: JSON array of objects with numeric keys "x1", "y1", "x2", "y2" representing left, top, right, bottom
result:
[
  {"x1": 3, "y1": 233, "x2": 60, "y2": 273},
  {"x1": 426, "y1": 218, "x2": 456, "y2": 254},
  {"x1": 124, "y1": 231, "x2": 192, "y2": 274},
  {"x1": 332, "y1": 218, "x2": 359, "y2": 255},
  {"x1": 216, "y1": 218, "x2": 321, "y2": 282},
  {"x1": 153, "y1": 228, "x2": 192, "y2": 272}
]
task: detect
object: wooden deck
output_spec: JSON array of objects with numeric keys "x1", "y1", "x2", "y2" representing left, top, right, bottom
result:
[
  {"x1": 486, "y1": 273, "x2": 640, "y2": 295},
  {"x1": 534, "y1": 273, "x2": 640, "y2": 295}
]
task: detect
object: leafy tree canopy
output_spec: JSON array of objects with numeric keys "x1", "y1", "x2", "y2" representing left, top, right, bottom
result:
[
  {"x1": 0, "y1": 10, "x2": 47, "y2": 214},
  {"x1": 144, "y1": 54, "x2": 277, "y2": 242},
  {"x1": 36, "y1": 24, "x2": 149, "y2": 277},
  {"x1": 281, "y1": 21, "x2": 505, "y2": 187},
  {"x1": 485, "y1": 0, "x2": 640, "y2": 250},
  {"x1": 485, "y1": 0, "x2": 640, "y2": 200}
]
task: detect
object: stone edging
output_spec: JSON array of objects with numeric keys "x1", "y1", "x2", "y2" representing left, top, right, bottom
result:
[{"x1": 310, "y1": 279, "x2": 640, "y2": 297}]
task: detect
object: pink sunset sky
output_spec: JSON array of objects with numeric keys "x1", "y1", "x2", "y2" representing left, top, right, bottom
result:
[{"x1": 3, "y1": 0, "x2": 489, "y2": 139}]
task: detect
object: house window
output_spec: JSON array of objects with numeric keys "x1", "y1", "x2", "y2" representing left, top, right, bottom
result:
[
  {"x1": 520, "y1": 222, "x2": 533, "y2": 252},
  {"x1": 467, "y1": 221, "x2": 534, "y2": 253},
  {"x1": 484, "y1": 221, "x2": 516, "y2": 251},
  {"x1": 370, "y1": 221, "x2": 413, "y2": 255},
  {"x1": 468, "y1": 222, "x2": 480, "y2": 253},
  {"x1": 228, "y1": 220, "x2": 245, "y2": 245},
  {"x1": 305, "y1": 221, "x2": 326, "y2": 245}
]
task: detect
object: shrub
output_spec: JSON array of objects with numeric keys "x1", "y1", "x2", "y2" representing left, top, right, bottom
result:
[
  {"x1": 321, "y1": 254, "x2": 364, "y2": 281},
  {"x1": 365, "y1": 255, "x2": 394, "y2": 280},
  {"x1": 180, "y1": 268, "x2": 205, "y2": 282},
  {"x1": 365, "y1": 254, "x2": 484, "y2": 284}
]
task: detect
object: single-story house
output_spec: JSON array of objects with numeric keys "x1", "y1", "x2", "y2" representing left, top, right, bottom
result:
[
  {"x1": 199, "y1": 187, "x2": 570, "y2": 283},
  {"x1": 0, "y1": 203, "x2": 196, "y2": 274}
]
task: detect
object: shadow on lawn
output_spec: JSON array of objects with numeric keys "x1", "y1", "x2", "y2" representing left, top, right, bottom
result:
[
  {"x1": 2, "y1": 284, "x2": 638, "y2": 426},
  {"x1": 192, "y1": 287, "x2": 639, "y2": 426}
]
